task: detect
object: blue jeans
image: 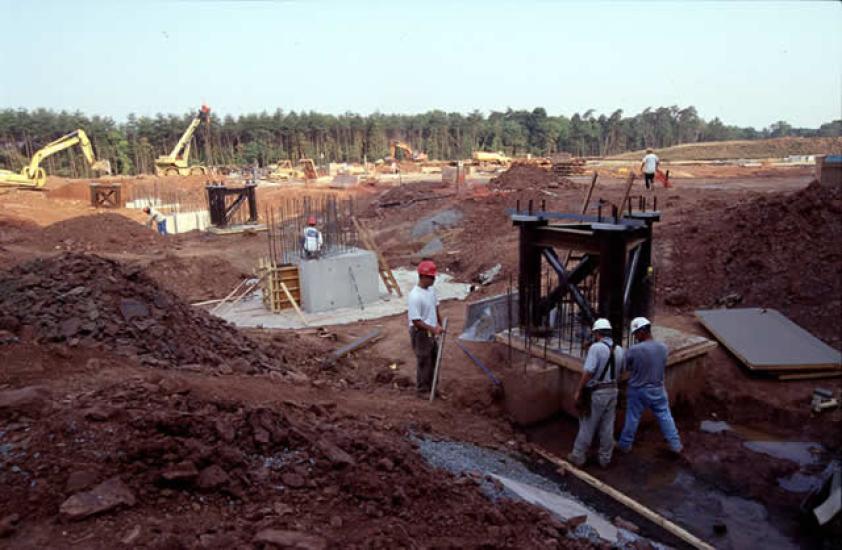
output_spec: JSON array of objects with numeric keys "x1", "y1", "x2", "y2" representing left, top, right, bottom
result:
[
  {"x1": 156, "y1": 219, "x2": 168, "y2": 236},
  {"x1": 618, "y1": 385, "x2": 682, "y2": 452}
]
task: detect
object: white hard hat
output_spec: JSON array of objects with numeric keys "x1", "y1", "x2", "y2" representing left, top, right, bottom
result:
[
  {"x1": 592, "y1": 318, "x2": 612, "y2": 332},
  {"x1": 630, "y1": 317, "x2": 651, "y2": 334}
]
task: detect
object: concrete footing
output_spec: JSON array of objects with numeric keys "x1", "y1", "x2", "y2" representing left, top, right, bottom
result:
[
  {"x1": 497, "y1": 326, "x2": 716, "y2": 425},
  {"x1": 298, "y1": 248, "x2": 379, "y2": 313}
]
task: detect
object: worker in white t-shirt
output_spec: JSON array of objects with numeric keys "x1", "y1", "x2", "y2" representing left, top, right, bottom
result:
[
  {"x1": 640, "y1": 149, "x2": 660, "y2": 190},
  {"x1": 407, "y1": 260, "x2": 444, "y2": 395},
  {"x1": 143, "y1": 206, "x2": 167, "y2": 236}
]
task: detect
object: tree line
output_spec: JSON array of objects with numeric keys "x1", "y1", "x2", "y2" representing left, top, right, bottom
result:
[{"x1": 0, "y1": 106, "x2": 838, "y2": 177}]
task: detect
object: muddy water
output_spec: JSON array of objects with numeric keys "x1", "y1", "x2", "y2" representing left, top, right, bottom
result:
[
  {"x1": 527, "y1": 417, "x2": 803, "y2": 549},
  {"x1": 700, "y1": 419, "x2": 835, "y2": 497}
]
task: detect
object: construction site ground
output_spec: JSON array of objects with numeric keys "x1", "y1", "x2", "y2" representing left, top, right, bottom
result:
[{"x1": 0, "y1": 161, "x2": 839, "y2": 548}]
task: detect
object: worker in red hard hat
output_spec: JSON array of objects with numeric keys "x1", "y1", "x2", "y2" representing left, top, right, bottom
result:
[
  {"x1": 407, "y1": 259, "x2": 444, "y2": 396},
  {"x1": 301, "y1": 215, "x2": 323, "y2": 259}
]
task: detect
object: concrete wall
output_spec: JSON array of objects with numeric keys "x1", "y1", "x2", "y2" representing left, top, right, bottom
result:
[{"x1": 298, "y1": 248, "x2": 379, "y2": 313}]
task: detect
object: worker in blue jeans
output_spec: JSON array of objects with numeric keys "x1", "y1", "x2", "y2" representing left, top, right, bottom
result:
[
  {"x1": 143, "y1": 206, "x2": 168, "y2": 236},
  {"x1": 617, "y1": 317, "x2": 682, "y2": 454}
]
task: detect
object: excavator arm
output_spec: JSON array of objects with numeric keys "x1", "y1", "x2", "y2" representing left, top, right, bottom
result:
[{"x1": 1, "y1": 128, "x2": 111, "y2": 188}]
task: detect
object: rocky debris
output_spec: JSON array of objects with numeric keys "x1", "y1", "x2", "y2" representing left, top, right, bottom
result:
[
  {"x1": 490, "y1": 164, "x2": 577, "y2": 191},
  {"x1": 59, "y1": 477, "x2": 136, "y2": 521},
  {"x1": 0, "y1": 378, "x2": 586, "y2": 548},
  {"x1": 253, "y1": 529, "x2": 327, "y2": 550},
  {"x1": 0, "y1": 386, "x2": 51, "y2": 418},
  {"x1": 65, "y1": 470, "x2": 100, "y2": 493},
  {"x1": 0, "y1": 514, "x2": 20, "y2": 538},
  {"x1": 0, "y1": 253, "x2": 282, "y2": 370}
]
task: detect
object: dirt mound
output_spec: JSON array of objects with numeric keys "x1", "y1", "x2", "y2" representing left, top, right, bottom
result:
[
  {"x1": 659, "y1": 181, "x2": 842, "y2": 347},
  {"x1": 490, "y1": 165, "x2": 577, "y2": 191},
  {"x1": 38, "y1": 213, "x2": 163, "y2": 253},
  {"x1": 375, "y1": 180, "x2": 451, "y2": 206},
  {"x1": 0, "y1": 378, "x2": 584, "y2": 547},
  {"x1": 143, "y1": 254, "x2": 248, "y2": 302},
  {"x1": 0, "y1": 253, "x2": 281, "y2": 370}
]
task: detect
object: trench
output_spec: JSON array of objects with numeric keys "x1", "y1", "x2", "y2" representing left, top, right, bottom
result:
[{"x1": 521, "y1": 414, "x2": 836, "y2": 549}]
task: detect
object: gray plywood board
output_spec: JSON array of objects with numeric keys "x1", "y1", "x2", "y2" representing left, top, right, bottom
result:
[{"x1": 695, "y1": 308, "x2": 842, "y2": 371}]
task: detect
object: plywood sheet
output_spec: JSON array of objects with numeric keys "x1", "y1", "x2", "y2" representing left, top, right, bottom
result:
[{"x1": 695, "y1": 308, "x2": 842, "y2": 371}]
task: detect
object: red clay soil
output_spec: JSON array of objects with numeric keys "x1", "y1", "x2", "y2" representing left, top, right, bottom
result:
[
  {"x1": 0, "y1": 375, "x2": 587, "y2": 548},
  {"x1": 142, "y1": 253, "x2": 249, "y2": 303},
  {"x1": 35, "y1": 213, "x2": 165, "y2": 254},
  {"x1": 0, "y1": 253, "x2": 293, "y2": 371},
  {"x1": 658, "y1": 180, "x2": 842, "y2": 347}
]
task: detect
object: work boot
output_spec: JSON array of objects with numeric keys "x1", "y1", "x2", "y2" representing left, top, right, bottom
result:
[{"x1": 566, "y1": 453, "x2": 586, "y2": 467}]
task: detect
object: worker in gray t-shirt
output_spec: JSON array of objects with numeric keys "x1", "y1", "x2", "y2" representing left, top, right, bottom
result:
[{"x1": 617, "y1": 317, "x2": 682, "y2": 454}]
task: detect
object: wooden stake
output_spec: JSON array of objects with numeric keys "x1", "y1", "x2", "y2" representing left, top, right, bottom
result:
[
  {"x1": 533, "y1": 448, "x2": 715, "y2": 550},
  {"x1": 429, "y1": 318, "x2": 449, "y2": 402},
  {"x1": 620, "y1": 171, "x2": 637, "y2": 213},
  {"x1": 280, "y1": 281, "x2": 308, "y2": 326},
  {"x1": 211, "y1": 278, "x2": 250, "y2": 314}
]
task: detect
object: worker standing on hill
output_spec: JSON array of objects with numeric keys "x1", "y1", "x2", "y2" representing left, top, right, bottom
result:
[
  {"x1": 640, "y1": 148, "x2": 660, "y2": 190},
  {"x1": 407, "y1": 260, "x2": 444, "y2": 396},
  {"x1": 301, "y1": 216, "x2": 323, "y2": 259},
  {"x1": 142, "y1": 206, "x2": 167, "y2": 236},
  {"x1": 617, "y1": 317, "x2": 683, "y2": 455},
  {"x1": 568, "y1": 318, "x2": 625, "y2": 468}
]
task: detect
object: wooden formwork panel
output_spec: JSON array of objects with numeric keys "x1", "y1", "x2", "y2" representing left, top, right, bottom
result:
[{"x1": 257, "y1": 258, "x2": 300, "y2": 313}]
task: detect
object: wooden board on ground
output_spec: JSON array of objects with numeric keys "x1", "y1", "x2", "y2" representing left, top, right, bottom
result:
[{"x1": 696, "y1": 308, "x2": 842, "y2": 372}]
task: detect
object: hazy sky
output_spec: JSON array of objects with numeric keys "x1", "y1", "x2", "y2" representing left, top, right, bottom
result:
[{"x1": 1, "y1": 1, "x2": 839, "y2": 128}]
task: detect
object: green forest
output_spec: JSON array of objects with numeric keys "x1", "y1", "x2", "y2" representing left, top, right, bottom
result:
[{"x1": 0, "y1": 105, "x2": 839, "y2": 177}]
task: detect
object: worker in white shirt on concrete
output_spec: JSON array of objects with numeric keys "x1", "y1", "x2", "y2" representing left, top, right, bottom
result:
[{"x1": 301, "y1": 216, "x2": 324, "y2": 259}]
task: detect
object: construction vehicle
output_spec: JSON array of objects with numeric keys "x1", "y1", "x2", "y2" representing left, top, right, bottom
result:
[
  {"x1": 269, "y1": 160, "x2": 301, "y2": 181},
  {"x1": 154, "y1": 104, "x2": 211, "y2": 176},
  {"x1": 472, "y1": 151, "x2": 511, "y2": 166},
  {"x1": 389, "y1": 140, "x2": 428, "y2": 162},
  {"x1": 0, "y1": 129, "x2": 112, "y2": 188}
]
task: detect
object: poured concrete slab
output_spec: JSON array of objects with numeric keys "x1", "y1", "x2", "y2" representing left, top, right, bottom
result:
[
  {"x1": 696, "y1": 308, "x2": 842, "y2": 371},
  {"x1": 489, "y1": 474, "x2": 619, "y2": 541},
  {"x1": 213, "y1": 267, "x2": 471, "y2": 329}
]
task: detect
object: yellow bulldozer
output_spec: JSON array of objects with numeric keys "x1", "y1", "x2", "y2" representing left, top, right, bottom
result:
[
  {"x1": 0, "y1": 129, "x2": 112, "y2": 188},
  {"x1": 154, "y1": 104, "x2": 211, "y2": 176},
  {"x1": 268, "y1": 158, "x2": 319, "y2": 181}
]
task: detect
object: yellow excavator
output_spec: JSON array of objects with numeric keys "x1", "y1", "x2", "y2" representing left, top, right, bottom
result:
[
  {"x1": 154, "y1": 104, "x2": 211, "y2": 176},
  {"x1": 389, "y1": 140, "x2": 428, "y2": 162},
  {"x1": 0, "y1": 129, "x2": 112, "y2": 188},
  {"x1": 269, "y1": 158, "x2": 319, "y2": 181}
]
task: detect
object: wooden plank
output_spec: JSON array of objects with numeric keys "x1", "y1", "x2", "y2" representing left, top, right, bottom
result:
[
  {"x1": 329, "y1": 328, "x2": 383, "y2": 362},
  {"x1": 280, "y1": 282, "x2": 308, "y2": 326},
  {"x1": 777, "y1": 372, "x2": 842, "y2": 381},
  {"x1": 534, "y1": 448, "x2": 715, "y2": 550},
  {"x1": 429, "y1": 318, "x2": 449, "y2": 402}
]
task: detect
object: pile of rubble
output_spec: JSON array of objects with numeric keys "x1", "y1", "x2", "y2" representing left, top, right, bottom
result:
[
  {"x1": 38, "y1": 213, "x2": 165, "y2": 253},
  {"x1": 490, "y1": 165, "x2": 578, "y2": 191},
  {"x1": 0, "y1": 253, "x2": 279, "y2": 370},
  {"x1": 0, "y1": 379, "x2": 585, "y2": 548}
]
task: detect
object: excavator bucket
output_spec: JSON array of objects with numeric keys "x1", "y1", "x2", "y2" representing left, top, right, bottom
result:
[{"x1": 92, "y1": 160, "x2": 112, "y2": 175}]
